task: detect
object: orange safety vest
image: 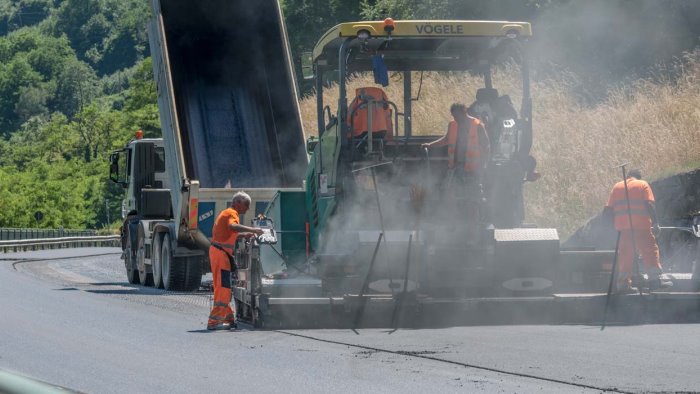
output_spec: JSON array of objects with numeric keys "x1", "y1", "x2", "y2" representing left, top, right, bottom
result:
[
  {"x1": 446, "y1": 118, "x2": 481, "y2": 172},
  {"x1": 347, "y1": 87, "x2": 393, "y2": 139},
  {"x1": 606, "y1": 177, "x2": 654, "y2": 230}
]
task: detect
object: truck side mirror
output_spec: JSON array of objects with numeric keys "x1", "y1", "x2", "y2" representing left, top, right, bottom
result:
[
  {"x1": 109, "y1": 150, "x2": 128, "y2": 188},
  {"x1": 300, "y1": 52, "x2": 313, "y2": 80},
  {"x1": 306, "y1": 136, "x2": 319, "y2": 154}
]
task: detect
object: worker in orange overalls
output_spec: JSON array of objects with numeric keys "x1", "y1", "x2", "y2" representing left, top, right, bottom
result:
[
  {"x1": 605, "y1": 169, "x2": 672, "y2": 292},
  {"x1": 207, "y1": 191, "x2": 263, "y2": 331},
  {"x1": 422, "y1": 103, "x2": 490, "y2": 237}
]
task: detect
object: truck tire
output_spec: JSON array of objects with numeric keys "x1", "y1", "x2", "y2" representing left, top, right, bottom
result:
[
  {"x1": 125, "y1": 235, "x2": 140, "y2": 285},
  {"x1": 136, "y1": 227, "x2": 154, "y2": 287},
  {"x1": 152, "y1": 233, "x2": 164, "y2": 289},
  {"x1": 253, "y1": 308, "x2": 265, "y2": 329},
  {"x1": 180, "y1": 257, "x2": 202, "y2": 292},
  {"x1": 161, "y1": 233, "x2": 201, "y2": 292}
]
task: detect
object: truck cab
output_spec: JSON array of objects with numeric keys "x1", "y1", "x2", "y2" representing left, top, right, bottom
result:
[{"x1": 110, "y1": 135, "x2": 170, "y2": 221}]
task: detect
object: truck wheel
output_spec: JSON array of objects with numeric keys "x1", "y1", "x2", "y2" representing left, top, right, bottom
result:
[
  {"x1": 234, "y1": 299, "x2": 245, "y2": 322},
  {"x1": 152, "y1": 233, "x2": 164, "y2": 289},
  {"x1": 161, "y1": 233, "x2": 201, "y2": 292},
  {"x1": 136, "y1": 228, "x2": 154, "y2": 287},
  {"x1": 125, "y1": 235, "x2": 140, "y2": 284},
  {"x1": 161, "y1": 233, "x2": 175, "y2": 290},
  {"x1": 180, "y1": 257, "x2": 202, "y2": 292},
  {"x1": 253, "y1": 308, "x2": 265, "y2": 329}
]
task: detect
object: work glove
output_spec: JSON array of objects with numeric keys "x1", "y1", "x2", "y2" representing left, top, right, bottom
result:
[{"x1": 652, "y1": 224, "x2": 660, "y2": 237}]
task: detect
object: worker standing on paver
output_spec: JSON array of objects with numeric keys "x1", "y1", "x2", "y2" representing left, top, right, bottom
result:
[
  {"x1": 605, "y1": 169, "x2": 672, "y2": 291},
  {"x1": 422, "y1": 103, "x2": 490, "y2": 236},
  {"x1": 207, "y1": 191, "x2": 263, "y2": 330},
  {"x1": 423, "y1": 103, "x2": 490, "y2": 175}
]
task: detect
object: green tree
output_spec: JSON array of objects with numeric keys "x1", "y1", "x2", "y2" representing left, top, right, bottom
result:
[
  {"x1": 0, "y1": 167, "x2": 22, "y2": 226},
  {"x1": 0, "y1": 54, "x2": 43, "y2": 133},
  {"x1": 123, "y1": 58, "x2": 160, "y2": 137},
  {"x1": 0, "y1": 1, "x2": 16, "y2": 36},
  {"x1": 74, "y1": 102, "x2": 130, "y2": 161},
  {"x1": 53, "y1": 0, "x2": 101, "y2": 61},
  {"x1": 25, "y1": 33, "x2": 73, "y2": 81},
  {"x1": 0, "y1": 27, "x2": 82, "y2": 134},
  {"x1": 360, "y1": 0, "x2": 449, "y2": 19},
  {"x1": 52, "y1": 0, "x2": 149, "y2": 75},
  {"x1": 359, "y1": 0, "x2": 548, "y2": 20},
  {"x1": 14, "y1": 84, "x2": 49, "y2": 123},
  {"x1": 99, "y1": 0, "x2": 150, "y2": 74},
  {"x1": 0, "y1": 0, "x2": 52, "y2": 34},
  {"x1": 13, "y1": 0, "x2": 52, "y2": 28},
  {"x1": 282, "y1": 0, "x2": 363, "y2": 92},
  {"x1": 53, "y1": 58, "x2": 98, "y2": 119}
]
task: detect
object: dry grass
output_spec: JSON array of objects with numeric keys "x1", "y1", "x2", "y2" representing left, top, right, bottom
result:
[{"x1": 298, "y1": 52, "x2": 700, "y2": 237}]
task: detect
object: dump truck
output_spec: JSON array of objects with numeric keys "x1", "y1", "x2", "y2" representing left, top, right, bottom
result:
[
  {"x1": 231, "y1": 19, "x2": 700, "y2": 328},
  {"x1": 108, "y1": 0, "x2": 307, "y2": 291}
]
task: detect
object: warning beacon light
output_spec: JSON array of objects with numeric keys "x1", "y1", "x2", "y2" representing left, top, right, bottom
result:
[{"x1": 383, "y1": 18, "x2": 395, "y2": 33}]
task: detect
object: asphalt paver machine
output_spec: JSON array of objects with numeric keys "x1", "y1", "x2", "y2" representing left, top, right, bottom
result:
[
  {"x1": 234, "y1": 19, "x2": 562, "y2": 327},
  {"x1": 233, "y1": 19, "x2": 700, "y2": 328}
]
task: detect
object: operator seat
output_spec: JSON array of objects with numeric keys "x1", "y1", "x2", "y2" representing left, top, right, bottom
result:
[{"x1": 347, "y1": 87, "x2": 394, "y2": 142}]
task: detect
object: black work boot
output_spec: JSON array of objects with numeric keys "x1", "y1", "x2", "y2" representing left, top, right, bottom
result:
[
  {"x1": 207, "y1": 322, "x2": 231, "y2": 331},
  {"x1": 615, "y1": 279, "x2": 637, "y2": 294}
]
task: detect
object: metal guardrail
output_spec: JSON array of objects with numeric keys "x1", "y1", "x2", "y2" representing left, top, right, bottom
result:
[
  {"x1": 0, "y1": 236, "x2": 120, "y2": 253},
  {"x1": 0, "y1": 228, "x2": 98, "y2": 241}
]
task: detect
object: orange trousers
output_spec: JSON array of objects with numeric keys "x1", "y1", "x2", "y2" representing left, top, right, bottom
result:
[
  {"x1": 208, "y1": 247, "x2": 235, "y2": 326},
  {"x1": 617, "y1": 228, "x2": 662, "y2": 280}
]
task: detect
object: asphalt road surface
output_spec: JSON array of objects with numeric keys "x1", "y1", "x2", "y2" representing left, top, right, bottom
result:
[{"x1": 1, "y1": 248, "x2": 699, "y2": 393}]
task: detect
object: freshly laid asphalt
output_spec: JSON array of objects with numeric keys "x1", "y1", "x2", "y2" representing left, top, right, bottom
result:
[{"x1": 1, "y1": 248, "x2": 699, "y2": 393}]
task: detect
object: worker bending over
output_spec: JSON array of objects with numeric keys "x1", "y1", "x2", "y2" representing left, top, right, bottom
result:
[
  {"x1": 604, "y1": 169, "x2": 672, "y2": 291},
  {"x1": 207, "y1": 191, "x2": 263, "y2": 331},
  {"x1": 422, "y1": 103, "x2": 490, "y2": 227}
]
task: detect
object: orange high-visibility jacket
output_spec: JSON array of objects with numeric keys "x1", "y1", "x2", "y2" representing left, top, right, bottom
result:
[
  {"x1": 348, "y1": 87, "x2": 393, "y2": 138},
  {"x1": 211, "y1": 208, "x2": 240, "y2": 254},
  {"x1": 606, "y1": 177, "x2": 654, "y2": 230},
  {"x1": 445, "y1": 117, "x2": 481, "y2": 172}
]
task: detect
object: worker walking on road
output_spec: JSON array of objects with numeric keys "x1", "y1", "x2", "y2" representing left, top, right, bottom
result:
[
  {"x1": 207, "y1": 191, "x2": 263, "y2": 331},
  {"x1": 605, "y1": 169, "x2": 672, "y2": 291},
  {"x1": 422, "y1": 103, "x2": 490, "y2": 236}
]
